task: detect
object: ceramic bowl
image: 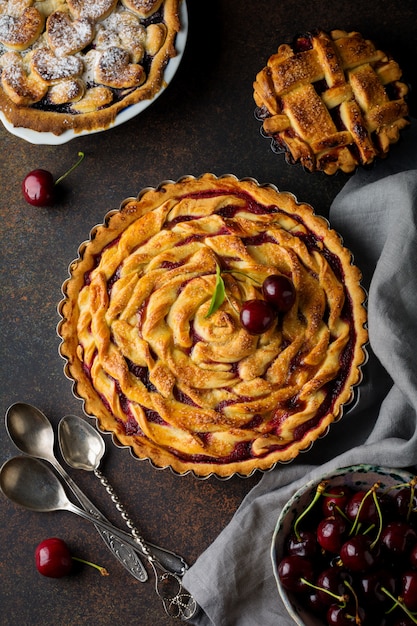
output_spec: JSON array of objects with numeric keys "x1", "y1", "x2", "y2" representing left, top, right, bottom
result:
[{"x1": 271, "y1": 464, "x2": 415, "y2": 626}]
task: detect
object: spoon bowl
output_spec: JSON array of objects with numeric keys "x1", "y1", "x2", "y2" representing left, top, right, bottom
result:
[
  {"x1": 1, "y1": 456, "x2": 71, "y2": 512},
  {"x1": 5, "y1": 402, "x2": 56, "y2": 462},
  {"x1": 59, "y1": 414, "x2": 105, "y2": 471}
]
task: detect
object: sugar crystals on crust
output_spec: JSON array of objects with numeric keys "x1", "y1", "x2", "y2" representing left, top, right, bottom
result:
[
  {"x1": 58, "y1": 174, "x2": 368, "y2": 478},
  {"x1": 253, "y1": 29, "x2": 409, "y2": 174}
]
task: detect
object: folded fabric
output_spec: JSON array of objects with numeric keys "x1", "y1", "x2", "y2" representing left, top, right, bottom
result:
[{"x1": 183, "y1": 120, "x2": 417, "y2": 626}]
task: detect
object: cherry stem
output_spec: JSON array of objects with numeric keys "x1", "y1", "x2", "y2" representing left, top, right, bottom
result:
[
  {"x1": 300, "y1": 578, "x2": 348, "y2": 606},
  {"x1": 382, "y1": 586, "x2": 417, "y2": 624},
  {"x1": 293, "y1": 481, "x2": 328, "y2": 541},
  {"x1": 332, "y1": 505, "x2": 350, "y2": 522},
  {"x1": 349, "y1": 482, "x2": 380, "y2": 537},
  {"x1": 370, "y1": 488, "x2": 383, "y2": 549},
  {"x1": 408, "y1": 478, "x2": 417, "y2": 521},
  {"x1": 55, "y1": 151, "x2": 85, "y2": 186},
  {"x1": 222, "y1": 269, "x2": 263, "y2": 286},
  {"x1": 72, "y1": 556, "x2": 109, "y2": 576},
  {"x1": 344, "y1": 580, "x2": 362, "y2": 625}
]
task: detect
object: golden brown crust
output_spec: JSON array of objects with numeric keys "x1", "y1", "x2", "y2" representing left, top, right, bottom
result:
[
  {"x1": 0, "y1": 0, "x2": 181, "y2": 135},
  {"x1": 59, "y1": 174, "x2": 368, "y2": 478},
  {"x1": 253, "y1": 29, "x2": 409, "y2": 175}
]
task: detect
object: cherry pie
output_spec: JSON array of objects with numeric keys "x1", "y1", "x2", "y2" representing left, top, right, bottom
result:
[
  {"x1": 58, "y1": 174, "x2": 368, "y2": 477},
  {"x1": 253, "y1": 29, "x2": 409, "y2": 174},
  {"x1": 0, "y1": 0, "x2": 181, "y2": 135}
]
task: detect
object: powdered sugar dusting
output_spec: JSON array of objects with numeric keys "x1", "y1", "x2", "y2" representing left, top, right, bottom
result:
[
  {"x1": 32, "y1": 47, "x2": 83, "y2": 81},
  {"x1": 47, "y1": 11, "x2": 93, "y2": 57},
  {"x1": 67, "y1": 0, "x2": 117, "y2": 21}
]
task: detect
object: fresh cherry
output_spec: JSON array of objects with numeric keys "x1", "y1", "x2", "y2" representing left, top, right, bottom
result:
[
  {"x1": 35, "y1": 537, "x2": 73, "y2": 578},
  {"x1": 278, "y1": 476, "x2": 417, "y2": 626},
  {"x1": 409, "y1": 541, "x2": 417, "y2": 567},
  {"x1": 345, "y1": 489, "x2": 378, "y2": 524},
  {"x1": 315, "y1": 566, "x2": 351, "y2": 606},
  {"x1": 395, "y1": 486, "x2": 417, "y2": 521},
  {"x1": 35, "y1": 537, "x2": 108, "y2": 578},
  {"x1": 22, "y1": 151, "x2": 84, "y2": 207},
  {"x1": 240, "y1": 299, "x2": 275, "y2": 334},
  {"x1": 400, "y1": 571, "x2": 417, "y2": 611},
  {"x1": 356, "y1": 568, "x2": 395, "y2": 607},
  {"x1": 339, "y1": 535, "x2": 376, "y2": 572},
  {"x1": 380, "y1": 521, "x2": 417, "y2": 558},
  {"x1": 326, "y1": 603, "x2": 365, "y2": 626},
  {"x1": 321, "y1": 485, "x2": 352, "y2": 518},
  {"x1": 317, "y1": 516, "x2": 347, "y2": 553},
  {"x1": 262, "y1": 275, "x2": 296, "y2": 312},
  {"x1": 286, "y1": 529, "x2": 318, "y2": 559},
  {"x1": 277, "y1": 555, "x2": 314, "y2": 593}
]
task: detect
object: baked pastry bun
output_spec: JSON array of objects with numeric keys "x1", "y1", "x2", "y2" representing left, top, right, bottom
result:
[
  {"x1": 254, "y1": 29, "x2": 409, "y2": 175},
  {"x1": 58, "y1": 174, "x2": 368, "y2": 478},
  {"x1": 0, "y1": 0, "x2": 181, "y2": 135}
]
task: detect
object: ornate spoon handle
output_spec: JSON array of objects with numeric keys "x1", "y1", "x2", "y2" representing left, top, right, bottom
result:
[
  {"x1": 94, "y1": 468, "x2": 197, "y2": 620},
  {"x1": 53, "y1": 462, "x2": 148, "y2": 582},
  {"x1": 94, "y1": 468, "x2": 189, "y2": 577}
]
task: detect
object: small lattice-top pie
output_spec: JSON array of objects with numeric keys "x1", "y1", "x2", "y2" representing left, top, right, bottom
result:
[
  {"x1": 253, "y1": 29, "x2": 409, "y2": 175},
  {"x1": 58, "y1": 174, "x2": 368, "y2": 478},
  {"x1": 0, "y1": 0, "x2": 181, "y2": 135}
]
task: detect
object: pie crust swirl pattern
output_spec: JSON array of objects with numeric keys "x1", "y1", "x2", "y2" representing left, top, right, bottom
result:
[
  {"x1": 0, "y1": 0, "x2": 180, "y2": 134},
  {"x1": 58, "y1": 174, "x2": 368, "y2": 478},
  {"x1": 253, "y1": 29, "x2": 409, "y2": 175}
]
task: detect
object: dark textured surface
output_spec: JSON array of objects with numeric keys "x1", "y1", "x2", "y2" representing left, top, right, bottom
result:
[{"x1": 0, "y1": 1, "x2": 416, "y2": 624}]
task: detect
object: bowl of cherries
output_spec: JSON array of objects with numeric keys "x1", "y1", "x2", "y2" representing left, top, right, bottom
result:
[{"x1": 272, "y1": 464, "x2": 417, "y2": 626}]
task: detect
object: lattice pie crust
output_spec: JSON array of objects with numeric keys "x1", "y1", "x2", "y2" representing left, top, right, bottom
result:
[
  {"x1": 0, "y1": 0, "x2": 180, "y2": 134},
  {"x1": 59, "y1": 174, "x2": 368, "y2": 477},
  {"x1": 254, "y1": 29, "x2": 409, "y2": 174}
]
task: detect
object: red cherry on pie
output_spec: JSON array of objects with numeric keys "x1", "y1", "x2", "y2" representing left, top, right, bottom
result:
[
  {"x1": 262, "y1": 275, "x2": 296, "y2": 312},
  {"x1": 240, "y1": 299, "x2": 275, "y2": 334}
]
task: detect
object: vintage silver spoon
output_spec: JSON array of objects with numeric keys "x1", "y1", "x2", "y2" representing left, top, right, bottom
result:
[
  {"x1": 5, "y1": 402, "x2": 186, "y2": 577},
  {"x1": 0, "y1": 456, "x2": 198, "y2": 621},
  {"x1": 58, "y1": 414, "x2": 188, "y2": 577},
  {"x1": 5, "y1": 402, "x2": 148, "y2": 583}
]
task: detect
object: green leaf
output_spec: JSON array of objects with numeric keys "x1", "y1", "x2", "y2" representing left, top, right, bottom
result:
[{"x1": 206, "y1": 263, "x2": 226, "y2": 317}]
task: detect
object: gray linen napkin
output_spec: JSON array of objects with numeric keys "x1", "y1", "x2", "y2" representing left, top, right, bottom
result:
[{"x1": 183, "y1": 121, "x2": 417, "y2": 626}]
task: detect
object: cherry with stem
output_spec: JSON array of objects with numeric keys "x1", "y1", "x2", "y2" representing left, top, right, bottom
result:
[{"x1": 22, "y1": 151, "x2": 85, "y2": 207}]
